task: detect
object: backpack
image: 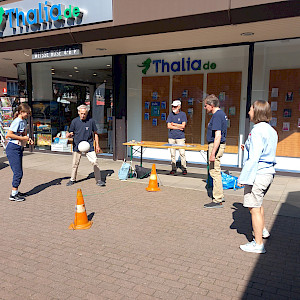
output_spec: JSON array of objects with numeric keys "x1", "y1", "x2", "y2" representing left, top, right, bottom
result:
[
  {"x1": 135, "y1": 165, "x2": 151, "y2": 179},
  {"x1": 118, "y1": 162, "x2": 131, "y2": 181}
]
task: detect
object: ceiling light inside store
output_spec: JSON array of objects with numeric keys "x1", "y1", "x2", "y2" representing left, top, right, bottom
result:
[
  {"x1": 93, "y1": 73, "x2": 97, "y2": 76},
  {"x1": 96, "y1": 48, "x2": 107, "y2": 51},
  {"x1": 240, "y1": 32, "x2": 254, "y2": 36},
  {"x1": 75, "y1": 70, "x2": 79, "y2": 73},
  {"x1": 104, "y1": 80, "x2": 107, "y2": 83},
  {"x1": 106, "y1": 64, "x2": 111, "y2": 67},
  {"x1": 51, "y1": 68, "x2": 55, "y2": 71},
  {"x1": 74, "y1": 67, "x2": 78, "y2": 69},
  {"x1": 69, "y1": 74, "x2": 73, "y2": 77},
  {"x1": 51, "y1": 72, "x2": 55, "y2": 75}
]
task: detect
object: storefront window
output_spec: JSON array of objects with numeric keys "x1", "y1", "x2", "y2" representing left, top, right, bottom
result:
[
  {"x1": 20, "y1": 56, "x2": 113, "y2": 153},
  {"x1": 253, "y1": 39, "x2": 300, "y2": 163},
  {"x1": 127, "y1": 46, "x2": 249, "y2": 165}
]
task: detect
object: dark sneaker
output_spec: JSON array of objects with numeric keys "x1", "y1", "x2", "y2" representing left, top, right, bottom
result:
[
  {"x1": 169, "y1": 170, "x2": 176, "y2": 175},
  {"x1": 66, "y1": 180, "x2": 75, "y2": 186},
  {"x1": 9, "y1": 194, "x2": 26, "y2": 202},
  {"x1": 96, "y1": 180, "x2": 106, "y2": 187},
  {"x1": 204, "y1": 201, "x2": 223, "y2": 208},
  {"x1": 182, "y1": 169, "x2": 187, "y2": 175},
  {"x1": 18, "y1": 192, "x2": 28, "y2": 197}
]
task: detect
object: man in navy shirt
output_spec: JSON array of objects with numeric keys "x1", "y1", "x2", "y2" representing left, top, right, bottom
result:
[
  {"x1": 204, "y1": 94, "x2": 227, "y2": 208},
  {"x1": 65, "y1": 104, "x2": 105, "y2": 187},
  {"x1": 166, "y1": 100, "x2": 188, "y2": 175}
]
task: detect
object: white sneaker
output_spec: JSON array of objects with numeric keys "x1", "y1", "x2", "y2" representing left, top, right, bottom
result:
[
  {"x1": 252, "y1": 228, "x2": 270, "y2": 239},
  {"x1": 240, "y1": 240, "x2": 266, "y2": 254}
]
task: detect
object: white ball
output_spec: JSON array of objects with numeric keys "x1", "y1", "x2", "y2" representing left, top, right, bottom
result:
[{"x1": 78, "y1": 141, "x2": 90, "y2": 153}]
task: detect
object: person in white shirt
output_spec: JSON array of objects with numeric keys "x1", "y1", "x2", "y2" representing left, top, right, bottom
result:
[{"x1": 238, "y1": 100, "x2": 278, "y2": 254}]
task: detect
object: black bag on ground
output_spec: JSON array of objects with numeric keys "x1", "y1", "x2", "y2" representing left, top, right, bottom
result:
[{"x1": 135, "y1": 165, "x2": 151, "y2": 179}]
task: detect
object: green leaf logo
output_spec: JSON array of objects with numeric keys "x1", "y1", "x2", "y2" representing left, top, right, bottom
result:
[
  {"x1": 0, "y1": 7, "x2": 5, "y2": 25},
  {"x1": 138, "y1": 58, "x2": 152, "y2": 74}
]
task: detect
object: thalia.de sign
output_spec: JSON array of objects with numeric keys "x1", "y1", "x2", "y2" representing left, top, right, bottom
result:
[{"x1": 0, "y1": 1, "x2": 83, "y2": 30}]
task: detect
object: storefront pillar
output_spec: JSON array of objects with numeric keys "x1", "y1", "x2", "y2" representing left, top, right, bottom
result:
[
  {"x1": 26, "y1": 62, "x2": 34, "y2": 152},
  {"x1": 112, "y1": 54, "x2": 127, "y2": 161}
]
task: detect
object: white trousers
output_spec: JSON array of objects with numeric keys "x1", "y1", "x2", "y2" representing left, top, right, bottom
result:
[
  {"x1": 168, "y1": 138, "x2": 187, "y2": 169},
  {"x1": 71, "y1": 151, "x2": 101, "y2": 182}
]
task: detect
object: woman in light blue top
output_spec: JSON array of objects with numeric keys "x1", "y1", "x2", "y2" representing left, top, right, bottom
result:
[
  {"x1": 6, "y1": 103, "x2": 34, "y2": 202},
  {"x1": 238, "y1": 100, "x2": 278, "y2": 254}
]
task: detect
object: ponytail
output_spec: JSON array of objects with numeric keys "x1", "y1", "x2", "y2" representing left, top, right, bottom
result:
[{"x1": 13, "y1": 103, "x2": 31, "y2": 119}]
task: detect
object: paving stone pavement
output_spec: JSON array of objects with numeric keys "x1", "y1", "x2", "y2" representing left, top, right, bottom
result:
[{"x1": 0, "y1": 155, "x2": 300, "y2": 299}]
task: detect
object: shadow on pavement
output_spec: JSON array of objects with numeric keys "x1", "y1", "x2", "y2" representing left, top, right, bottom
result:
[
  {"x1": 0, "y1": 156, "x2": 9, "y2": 170},
  {"x1": 76, "y1": 169, "x2": 114, "y2": 184},
  {"x1": 156, "y1": 168, "x2": 207, "y2": 179},
  {"x1": 87, "y1": 212, "x2": 95, "y2": 221},
  {"x1": 25, "y1": 176, "x2": 69, "y2": 196},
  {"x1": 230, "y1": 202, "x2": 253, "y2": 242},
  {"x1": 232, "y1": 193, "x2": 300, "y2": 299}
]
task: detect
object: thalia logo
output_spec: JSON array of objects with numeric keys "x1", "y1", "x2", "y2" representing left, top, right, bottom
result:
[
  {"x1": 0, "y1": 2, "x2": 83, "y2": 30},
  {"x1": 138, "y1": 58, "x2": 217, "y2": 74}
]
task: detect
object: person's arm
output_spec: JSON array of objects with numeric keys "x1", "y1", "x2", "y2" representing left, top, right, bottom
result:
[
  {"x1": 167, "y1": 122, "x2": 181, "y2": 130},
  {"x1": 94, "y1": 132, "x2": 101, "y2": 153},
  {"x1": 24, "y1": 128, "x2": 34, "y2": 145},
  {"x1": 209, "y1": 130, "x2": 221, "y2": 162},
  {"x1": 238, "y1": 129, "x2": 264, "y2": 185},
  {"x1": 6, "y1": 130, "x2": 29, "y2": 142},
  {"x1": 66, "y1": 131, "x2": 74, "y2": 138},
  {"x1": 66, "y1": 120, "x2": 74, "y2": 138}
]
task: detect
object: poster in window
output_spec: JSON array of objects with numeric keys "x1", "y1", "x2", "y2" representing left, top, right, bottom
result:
[
  {"x1": 229, "y1": 106, "x2": 236, "y2": 116},
  {"x1": 271, "y1": 101, "x2": 277, "y2": 111},
  {"x1": 182, "y1": 90, "x2": 188, "y2": 98},
  {"x1": 144, "y1": 113, "x2": 149, "y2": 120},
  {"x1": 161, "y1": 101, "x2": 166, "y2": 110},
  {"x1": 151, "y1": 101, "x2": 160, "y2": 117},
  {"x1": 282, "y1": 122, "x2": 290, "y2": 132},
  {"x1": 285, "y1": 92, "x2": 293, "y2": 102},
  {"x1": 145, "y1": 102, "x2": 150, "y2": 110},
  {"x1": 152, "y1": 118, "x2": 157, "y2": 126},
  {"x1": 283, "y1": 109, "x2": 292, "y2": 118},
  {"x1": 219, "y1": 92, "x2": 226, "y2": 101},
  {"x1": 188, "y1": 108, "x2": 193, "y2": 118},
  {"x1": 152, "y1": 92, "x2": 158, "y2": 100},
  {"x1": 161, "y1": 113, "x2": 166, "y2": 121},
  {"x1": 188, "y1": 98, "x2": 194, "y2": 105},
  {"x1": 270, "y1": 117, "x2": 277, "y2": 127},
  {"x1": 227, "y1": 119, "x2": 231, "y2": 128},
  {"x1": 271, "y1": 88, "x2": 279, "y2": 98},
  {"x1": 37, "y1": 133, "x2": 52, "y2": 146}
]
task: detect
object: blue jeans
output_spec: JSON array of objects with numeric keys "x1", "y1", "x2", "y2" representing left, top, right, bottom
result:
[{"x1": 6, "y1": 142, "x2": 24, "y2": 188}]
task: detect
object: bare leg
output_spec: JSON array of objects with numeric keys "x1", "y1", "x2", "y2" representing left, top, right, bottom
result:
[
  {"x1": 249, "y1": 207, "x2": 263, "y2": 245},
  {"x1": 261, "y1": 206, "x2": 266, "y2": 230}
]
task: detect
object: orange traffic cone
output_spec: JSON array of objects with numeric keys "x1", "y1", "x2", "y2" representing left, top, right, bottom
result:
[
  {"x1": 146, "y1": 164, "x2": 161, "y2": 192},
  {"x1": 69, "y1": 189, "x2": 93, "y2": 230}
]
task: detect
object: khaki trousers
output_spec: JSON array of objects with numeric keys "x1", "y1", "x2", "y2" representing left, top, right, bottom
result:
[
  {"x1": 208, "y1": 143, "x2": 226, "y2": 202},
  {"x1": 168, "y1": 138, "x2": 187, "y2": 169},
  {"x1": 70, "y1": 151, "x2": 101, "y2": 182}
]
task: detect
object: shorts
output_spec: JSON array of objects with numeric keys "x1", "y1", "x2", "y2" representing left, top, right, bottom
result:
[{"x1": 243, "y1": 174, "x2": 274, "y2": 208}]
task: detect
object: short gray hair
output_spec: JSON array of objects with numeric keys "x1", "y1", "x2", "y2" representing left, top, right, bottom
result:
[
  {"x1": 77, "y1": 104, "x2": 90, "y2": 112},
  {"x1": 205, "y1": 94, "x2": 220, "y2": 108}
]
